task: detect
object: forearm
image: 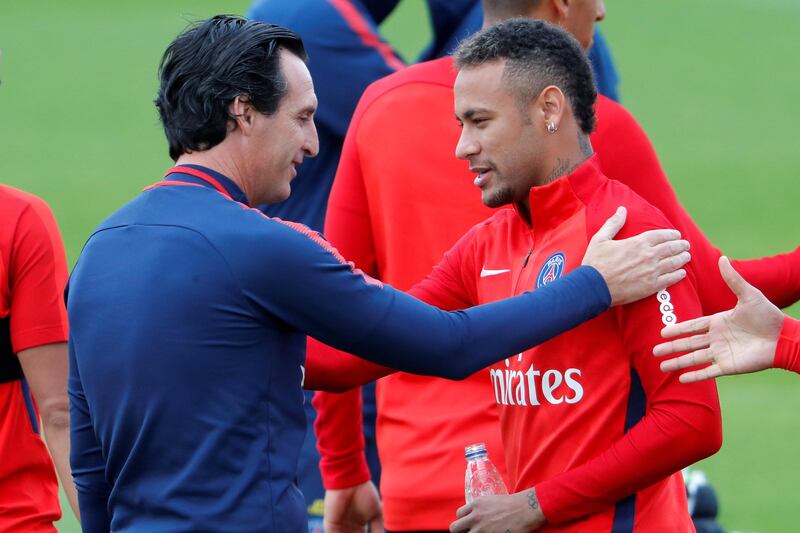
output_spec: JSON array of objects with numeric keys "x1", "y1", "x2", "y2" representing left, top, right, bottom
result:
[
  {"x1": 732, "y1": 247, "x2": 800, "y2": 309},
  {"x1": 774, "y1": 316, "x2": 800, "y2": 373},
  {"x1": 350, "y1": 266, "x2": 610, "y2": 379},
  {"x1": 313, "y1": 389, "x2": 371, "y2": 489},
  {"x1": 42, "y1": 417, "x2": 80, "y2": 520},
  {"x1": 536, "y1": 399, "x2": 721, "y2": 523}
]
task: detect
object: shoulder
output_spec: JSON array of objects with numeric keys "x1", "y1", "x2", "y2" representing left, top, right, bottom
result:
[
  {"x1": 0, "y1": 185, "x2": 61, "y2": 239},
  {"x1": 585, "y1": 179, "x2": 674, "y2": 239},
  {"x1": 248, "y1": 0, "x2": 360, "y2": 35},
  {"x1": 594, "y1": 95, "x2": 644, "y2": 142},
  {"x1": 356, "y1": 57, "x2": 456, "y2": 114}
]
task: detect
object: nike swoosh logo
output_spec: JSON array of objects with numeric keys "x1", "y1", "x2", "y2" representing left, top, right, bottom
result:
[{"x1": 480, "y1": 267, "x2": 511, "y2": 278}]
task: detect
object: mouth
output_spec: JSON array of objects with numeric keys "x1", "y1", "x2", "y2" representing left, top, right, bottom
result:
[
  {"x1": 470, "y1": 166, "x2": 493, "y2": 188},
  {"x1": 290, "y1": 159, "x2": 302, "y2": 178}
]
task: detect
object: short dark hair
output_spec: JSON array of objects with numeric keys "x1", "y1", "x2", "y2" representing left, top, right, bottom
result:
[
  {"x1": 155, "y1": 15, "x2": 307, "y2": 161},
  {"x1": 454, "y1": 19, "x2": 596, "y2": 134}
]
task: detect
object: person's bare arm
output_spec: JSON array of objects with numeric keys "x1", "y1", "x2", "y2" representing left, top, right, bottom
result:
[{"x1": 17, "y1": 342, "x2": 80, "y2": 520}]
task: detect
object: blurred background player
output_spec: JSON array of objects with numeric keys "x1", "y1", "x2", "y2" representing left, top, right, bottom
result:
[
  {"x1": 420, "y1": 0, "x2": 620, "y2": 102},
  {"x1": 311, "y1": 0, "x2": 799, "y2": 531},
  {"x1": 0, "y1": 184, "x2": 78, "y2": 530}
]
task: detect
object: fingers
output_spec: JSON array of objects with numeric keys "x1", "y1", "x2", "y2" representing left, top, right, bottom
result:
[
  {"x1": 659, "y1": 348, "x2": 713, "y2": 372},
  {"x1": 718, "y1": 256, "x2": 758, "y2": 302},
  {"x1": 659, "y1": 250, "x2": 691, "y2": 272},
  {"x1": 638, "y1": 228, "x2": 682, "y2": 246},
  {"x1": 651, "y1": 238, "x2": 690, "y2": 260},
  {"x1": 369, "y1": 516, "x2": 384, "y2": 533},
  {"x1": 449, "y1": 502, "x2": 473, "y2": 532},
  {"x1": 658, "y1": 316, "x2": 712, "y2": 341},
  {"x1": 678, "y1": 364, "x2": 724, "y2": 384},
  {"x1": 455, "y1": 502, "x2": 472, "y2": 518},
  {"x1": 653, "y1": 333, "x2": 710, "y2": 358},
  {"x1": 589, "y1": 206, "x2": 627, "y2": 243},
  {"x1": 654, "y1": 268, "x2": 687, "y2": 290}
]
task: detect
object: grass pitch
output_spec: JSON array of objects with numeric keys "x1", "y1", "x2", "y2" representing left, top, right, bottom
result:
[{"x1": 1, "y1": 1, "x2": 797, "y2": 531}]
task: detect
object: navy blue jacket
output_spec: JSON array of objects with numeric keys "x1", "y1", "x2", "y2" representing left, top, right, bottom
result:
[{"x1": 67, "y1": 166, "x2": 609, "y2": 532}]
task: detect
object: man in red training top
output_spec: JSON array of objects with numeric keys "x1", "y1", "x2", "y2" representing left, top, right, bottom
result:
[
  {"x1": 313, "y1": 1, "x2": 797, "y2": 531},
  {"x1": 436, "y1": 20, "x2": 721, "y2": 531}
]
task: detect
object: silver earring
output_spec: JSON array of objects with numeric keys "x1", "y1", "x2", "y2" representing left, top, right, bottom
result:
[{"x1": 546, "y1": 120, "x2": 557, "y2": 134}]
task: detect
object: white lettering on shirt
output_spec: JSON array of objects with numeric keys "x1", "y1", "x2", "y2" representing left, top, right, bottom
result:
[
  {"x1": 491, "y1": 361, "x2": 584, "y2": 407},
  {"x1": 657, "y1": 289, "x2": 677, "y2": 326}
]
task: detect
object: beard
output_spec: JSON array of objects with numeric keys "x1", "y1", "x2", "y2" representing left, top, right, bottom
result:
[{"x1": 482, "y1": 183, "x2": 515, "y2": 208}]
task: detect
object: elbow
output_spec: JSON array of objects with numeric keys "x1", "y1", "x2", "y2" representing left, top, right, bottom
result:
[
  {"x1": 39, "y1": 397, "x2": 71, "y2": 433},
  {"x1": 682, "y1": 407, "x2": 723, "y2": 463}
]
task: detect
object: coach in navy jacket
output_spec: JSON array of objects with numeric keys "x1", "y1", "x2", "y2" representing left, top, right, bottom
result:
[{"x1": 66, "y1": 16, "x2": 687, "y2": 532}]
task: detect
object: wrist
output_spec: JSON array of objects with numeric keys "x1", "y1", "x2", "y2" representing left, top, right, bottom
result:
[
  {"x1": 523, "y1": 488, "x2": 546, "y2": 529},
  {"x1": 774, "y1": 316, "x2": 800, "y2": 373}
]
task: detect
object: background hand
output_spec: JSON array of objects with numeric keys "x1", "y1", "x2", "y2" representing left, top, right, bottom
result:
[
  {"x1": 324, "y1": 481, "x2": 384, "y2": 533},
  {"x1": 582, "y1": 207, "x2": 690, "y2": 306},
  {"x1": 654, "y1": 256, "x2": 784, "y2": 382}
]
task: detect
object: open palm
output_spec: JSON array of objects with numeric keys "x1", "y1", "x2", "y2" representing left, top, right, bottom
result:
[{"x1": 654, "y1": 257, "x2": 784, "y2": 383}]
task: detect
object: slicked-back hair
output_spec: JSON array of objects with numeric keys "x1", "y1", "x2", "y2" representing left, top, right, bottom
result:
[
  {"x1": 454, "y1": 19, "x2": 596, "y2": 134},
  {"x1": 155, "y1": 15, "x2": 307, "y2": 161}
]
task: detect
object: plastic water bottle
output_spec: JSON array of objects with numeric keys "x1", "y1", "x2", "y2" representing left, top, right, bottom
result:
[{"x1": 464, "y1": 442, "x2": 508, "y2": 503}]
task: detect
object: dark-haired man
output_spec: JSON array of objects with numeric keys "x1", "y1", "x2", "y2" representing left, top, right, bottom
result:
[
  {"x1": 440, "y1": 19, "x2": 721, "y2": 531},
  {"x1": 65, "y1": 15, "x2": 687, "y2": 532}
]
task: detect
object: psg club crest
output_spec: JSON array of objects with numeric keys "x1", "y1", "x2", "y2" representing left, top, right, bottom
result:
[{"x1": 536, "y1": 252, "x2": 565, "y2": 288}]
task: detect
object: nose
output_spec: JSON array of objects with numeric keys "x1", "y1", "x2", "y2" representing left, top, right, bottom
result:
[
  {"x1": 596, "y1": 0, "x2": 606, "y2": 21},
  {"x1": 304, "y1": 121, "x2": 319, "y2": 158},
  {"x1": 455, "y1": 128, "x2": 478, "y2": 160}
]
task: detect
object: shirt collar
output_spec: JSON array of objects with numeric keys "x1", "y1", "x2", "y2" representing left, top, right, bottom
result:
[
  {"x1": 166, "y1": 164, "x2": 250, "y2": 205},
  {"x1": 515, "y1": 154, "x2": 606, "y2": 232}
]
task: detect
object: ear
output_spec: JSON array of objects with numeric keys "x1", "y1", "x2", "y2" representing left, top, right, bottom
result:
[
  {"x1": 551, "y1": 0, "x2": 570, "y2": 21},
  {"x1": 534, "y1": 85, "x2": 567, "y2": 132},
  {"x1": 228, "y1": 95, "x2": 256, "y2": 135}
]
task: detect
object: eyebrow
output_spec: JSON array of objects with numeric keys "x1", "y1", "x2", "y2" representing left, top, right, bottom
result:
[{"x1": 462, "y1": 107, "x2": 491, "y2": 120}]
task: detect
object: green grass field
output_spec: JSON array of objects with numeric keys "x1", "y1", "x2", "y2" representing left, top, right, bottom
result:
[{"x1": 1, "y1": 1, "x2": 798, "y2": 531}]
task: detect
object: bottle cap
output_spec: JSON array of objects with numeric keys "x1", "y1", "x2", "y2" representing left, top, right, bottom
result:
[{"x1": 464, "y1": 442, "x2": 487, "y2": 460}]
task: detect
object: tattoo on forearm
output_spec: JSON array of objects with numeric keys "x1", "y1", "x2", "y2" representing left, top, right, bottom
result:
[
  {"x1": 505, "y1": 530, "x2": 511, "y2": 533},
  {"x1": 578, "y1": 132, "x2": 593, "y2": 157},
  {"x1": 544, "y1": 157, "x2": 579, "y2": 184},
  {"x1": 528, "y1": 489, "x2": 539, "y2": 512}
]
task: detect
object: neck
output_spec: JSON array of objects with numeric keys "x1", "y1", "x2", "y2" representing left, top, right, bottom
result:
[
  {"x1": 176, "y1": 148, "x2": 251, "y2": 204},
  {"x1": 515, "y1": 133, "x2": 594, "y2": 225},
  {"x1": 482, "y1": 5, "x2": 552, "y2": 29}
]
